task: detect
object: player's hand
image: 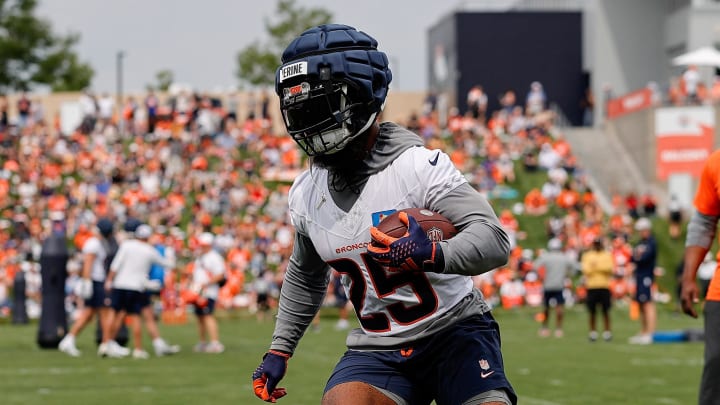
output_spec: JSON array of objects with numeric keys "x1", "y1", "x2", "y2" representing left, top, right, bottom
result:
[
  {"x1": 252, "y1": 350, "x2": 290, "y2": 402},
  {"x1": 680, "y1": 279, "x2": 700, "y2": 318},
  {"x1": 74, "y1": 278, "x2": 93, "y2": 299},
  {"x1": 367, "y1": 212, "x2": 445, "y2": 273}
]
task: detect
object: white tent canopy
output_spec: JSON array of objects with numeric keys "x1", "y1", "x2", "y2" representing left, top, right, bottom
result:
[{"x1": 672, "y1": 46, "x2": 720, "y2": 67}]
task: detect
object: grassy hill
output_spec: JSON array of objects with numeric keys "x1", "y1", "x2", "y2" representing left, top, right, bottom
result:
[{"x1": 490, "y1": 163, "x2": 688, "y2": 305}]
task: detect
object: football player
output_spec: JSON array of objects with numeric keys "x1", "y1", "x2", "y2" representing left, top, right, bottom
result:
[{"x1": 252, "y1": 24, "x2": 516, "y2": 405}]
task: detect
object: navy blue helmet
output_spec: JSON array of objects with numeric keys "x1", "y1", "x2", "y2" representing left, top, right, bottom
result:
[{"x1": 275, "y1": 24, "x2": 392, "y2": 156}]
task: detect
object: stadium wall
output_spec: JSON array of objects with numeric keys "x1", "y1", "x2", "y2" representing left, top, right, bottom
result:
[
  {"x1": 2, "y1": 91, "x2": 426, "y2": 135},
  {"x1": 428, "y1": 11, "x2": 584, "y2": 125},
  {"x1": 605, "y1": 104, "x2": 720, "y2": 211}
]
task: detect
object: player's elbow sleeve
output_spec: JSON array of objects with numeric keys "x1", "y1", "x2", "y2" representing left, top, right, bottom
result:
[{"x1": 686, "y1": 211, "x2": 718, "y2": 249}]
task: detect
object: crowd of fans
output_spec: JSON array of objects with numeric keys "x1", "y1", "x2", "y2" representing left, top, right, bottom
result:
[{"x1": 0, "y1": 81, "x2": 673, "y2": 327}]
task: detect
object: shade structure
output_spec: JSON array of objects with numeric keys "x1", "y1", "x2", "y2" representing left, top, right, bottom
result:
[{"x1": 672, "y1": 46, "x2": 720, "y2": 67}]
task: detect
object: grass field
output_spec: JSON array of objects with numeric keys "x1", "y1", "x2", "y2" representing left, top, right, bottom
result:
[{"x1": 0, "y1": 305, "x2": 706, "y2": 405}]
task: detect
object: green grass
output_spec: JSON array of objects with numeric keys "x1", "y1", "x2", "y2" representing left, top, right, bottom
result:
[{"x1": 0, "y1": 306, "x2": 705, "y2": 405}]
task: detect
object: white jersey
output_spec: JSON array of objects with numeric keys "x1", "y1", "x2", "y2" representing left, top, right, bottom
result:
[
  {"x1": 289, "y1": 146, "x2": 471, "y2": 336},
  {"x1": 83, "y1": 236, "x2": 108, "y2": 282},
  {"x1": 110, "y1": 239, "x2": 173, "y2": 291},
  {"x1": 194, "y1": 249, "x2": 226, "y2": 300}
]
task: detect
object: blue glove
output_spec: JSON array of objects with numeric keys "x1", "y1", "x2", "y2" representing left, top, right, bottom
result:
[
  {"x1": 252, "y1": 350, "x2": 290, "y2": 402},
  {"x1": 367, "y1": 211, "x2": 445, "y2": 273}
]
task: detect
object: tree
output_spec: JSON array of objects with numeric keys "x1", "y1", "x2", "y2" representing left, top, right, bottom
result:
[
  {"x1": 155, "y1": 69, "x2": 174, "y2": 92},
  {"x1": 236, "y1": 0, "x2": 332, "y2": 87},
  {"x1": 0, "y1": 0, "x2": 94, "y2": 92}
]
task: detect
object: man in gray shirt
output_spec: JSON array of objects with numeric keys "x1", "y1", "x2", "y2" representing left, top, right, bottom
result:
[{"x1": 534, "y1": 238, "x2": 576, "y2": 338}]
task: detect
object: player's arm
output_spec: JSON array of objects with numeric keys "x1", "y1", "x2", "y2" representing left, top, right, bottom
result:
[
  {"x1": 270, "y1": 231, "x2": 330, "y2": 354},
  {"x1": 432, "y1": 182, "x2": 510, "y2": 276},
  {"x1": 682, "y1": 211, "x2": 718, "y2": 317},
  {"x1": 152, "y1": 249, "x2": 176, "y2": 269},
  {"x1": 105, "y1": 244, "x2": 126, "y2": 290}
]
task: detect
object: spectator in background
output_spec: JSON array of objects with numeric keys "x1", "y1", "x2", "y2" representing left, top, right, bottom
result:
[
  {"x1": 629, "y1": 218, "x2": 657, "y2": 345},
  {"x1": 16, "y1": 93, "x2": 31, "y2": 128},
  {"x1": 535, "y1": 238, "x2": 576, "y2": 338},
  {"x1": 641, "y1": 193, "x2": 657, "y2": 216},
  {"x1": 668, "y1": 194, "x2": 683, "y2": 240},
  {"x1": 0, "y1": 95, "x2": 8, "y2": 130},
  {"x1": 525, "y1": 81, "x2": 547, "y2": 116},
  {"x1": 711, "y1": 76, "x2": 720, "y2": 104},
  {"x1": 98, "y1": 93, "x2": 115, "y2": 127},
  {"x1": 30, "y1": 99, "x2": 44, "y2": 125},
  {"x1": 580, "y1": 87, "x2": 594, "y2": 127},
  {"x1": 625, "y1": 192, "x2": 639, "y2": 219},
  {"x1": 500, "y1": 89, "x2": 517, "y2": 115},
  {"x1": 581, "y1": 237, "x2": 614, "y2": 342},
  {"x1": 682, "y1": 65, "x2": 701, "y2": 104},
  {"x1": 145, "y1": 90, "x2": 159, "y2": 133},
  {"x1": 467, "y1": 85, "x2": 487, "y2": 120},
  {"x1": 191, "y1": 232, "x2": 226, "y2": 354},
  {"x1": 78, "y1": 90, "x2": 97, "y2": 134}
]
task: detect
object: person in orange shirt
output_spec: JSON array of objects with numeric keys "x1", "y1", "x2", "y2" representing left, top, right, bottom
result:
[
  {"x1": 681, "y1": 149, "x2": 720, "y2": 405},
  {"x1": 524, "y1": 188, "x2": 548, "y2": 216},
  {"x1": 556, "y1": 184, "x2": 580, "y2": 210}
]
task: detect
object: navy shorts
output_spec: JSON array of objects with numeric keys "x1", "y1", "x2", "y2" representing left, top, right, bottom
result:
[
  {"x1": 194, "y1": 298, "x2": 216, "y2": 316},
  {"x1": 85, "y1": 281, "x2": 111, "y2": 308},
  {"x1": 543, "y1": 290, "x2": 565, "y2": 307},
  {"x1": 635, "y1": 275, "x2": 654, "y2": 303},
  {"x1": 324, "y1": 313, "x2": 517, "y2": 405},
  {"x1": 110, "y1": 289, "x2": 145, "y2": 314}
]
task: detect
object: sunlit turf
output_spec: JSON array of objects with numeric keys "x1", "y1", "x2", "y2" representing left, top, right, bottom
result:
[{"x1": 0, "y1": 305, "x2": 705, "y2": 405}]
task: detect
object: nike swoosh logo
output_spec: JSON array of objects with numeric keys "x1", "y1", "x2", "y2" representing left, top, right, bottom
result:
[
  {"x1": 428, "y1": 152, "x2": 440, "y2": 166},
  {"x1": 480, "y1": 371, "x2": 495, "y2": 378}
]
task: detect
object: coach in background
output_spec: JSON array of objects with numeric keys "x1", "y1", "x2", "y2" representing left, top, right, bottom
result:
[
  {"x1": 535, "y1": 238, "x2": 576, "y2": 338},
  {"x1": 191, "y1": 232, "x2": 226, "y2": 354},
  {"x1": 581, "y1": 237, "x2": 614, "y2": 342},
  {"x1": 59, "y1": 218, "x2": 128, "y2": 358},
  {"x1": 629, "y1": 218, "x2": 657, "y2": 345},
  {"x1": 681, "y1": 150, "x2": 720, "y2": 405},
  {"x1": 105, "y1": 224, "x2": 175, "y2": 359}
]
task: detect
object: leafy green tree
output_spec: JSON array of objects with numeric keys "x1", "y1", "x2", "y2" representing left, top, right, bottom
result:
[
  {"x1": 0, "y1": 0, "x2": 94, "y2": 92},
  {"x1": 155, "y1": 69, "x2": 174, "y2": 92},
  {"x1": 236, "y1": 0, "x2": 332, "y2": 87}
]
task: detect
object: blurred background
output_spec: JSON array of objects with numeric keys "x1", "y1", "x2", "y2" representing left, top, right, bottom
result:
[{"x1": 1, "y1": 1, "x2": 720, "y2": 404}]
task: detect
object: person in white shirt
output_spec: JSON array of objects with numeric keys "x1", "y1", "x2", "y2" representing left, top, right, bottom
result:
[
  {"x1": 104, "y1": 224, "x2": 175, "y2": 359},
  {"x1": 682, "y1": 65, "x2": 701, "y2": 104},
  {"x1": 59, "y1": 218, "x2": 128, "y2": 358},
  {"x1": 191, "y1": 232, "x2": 227, "y2": 354},
  {"x1": 97, "y1": 93, "x2": 115, "y2": 125}
]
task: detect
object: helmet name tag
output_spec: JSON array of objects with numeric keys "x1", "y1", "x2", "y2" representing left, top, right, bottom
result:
[{"x1": 279, "y1": 61, "x2": 307, "y2": 82}]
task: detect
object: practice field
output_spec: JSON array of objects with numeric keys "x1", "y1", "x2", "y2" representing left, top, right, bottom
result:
[{"x1": 0, "y1": 306, "x2": 705, "y2": 405}]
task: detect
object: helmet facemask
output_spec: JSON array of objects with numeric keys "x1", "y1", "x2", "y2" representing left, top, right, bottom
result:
[{"x1": 281, "y1": 75, "x2": 377, "y2": 157}]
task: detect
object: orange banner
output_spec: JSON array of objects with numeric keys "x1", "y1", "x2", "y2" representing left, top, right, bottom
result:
[
  {"x1": 606, "y1": 88, "x2": 654, "y2": 119},
  {"x1": 655, "y1": 107, "x2": 715, "y2": 180}
]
